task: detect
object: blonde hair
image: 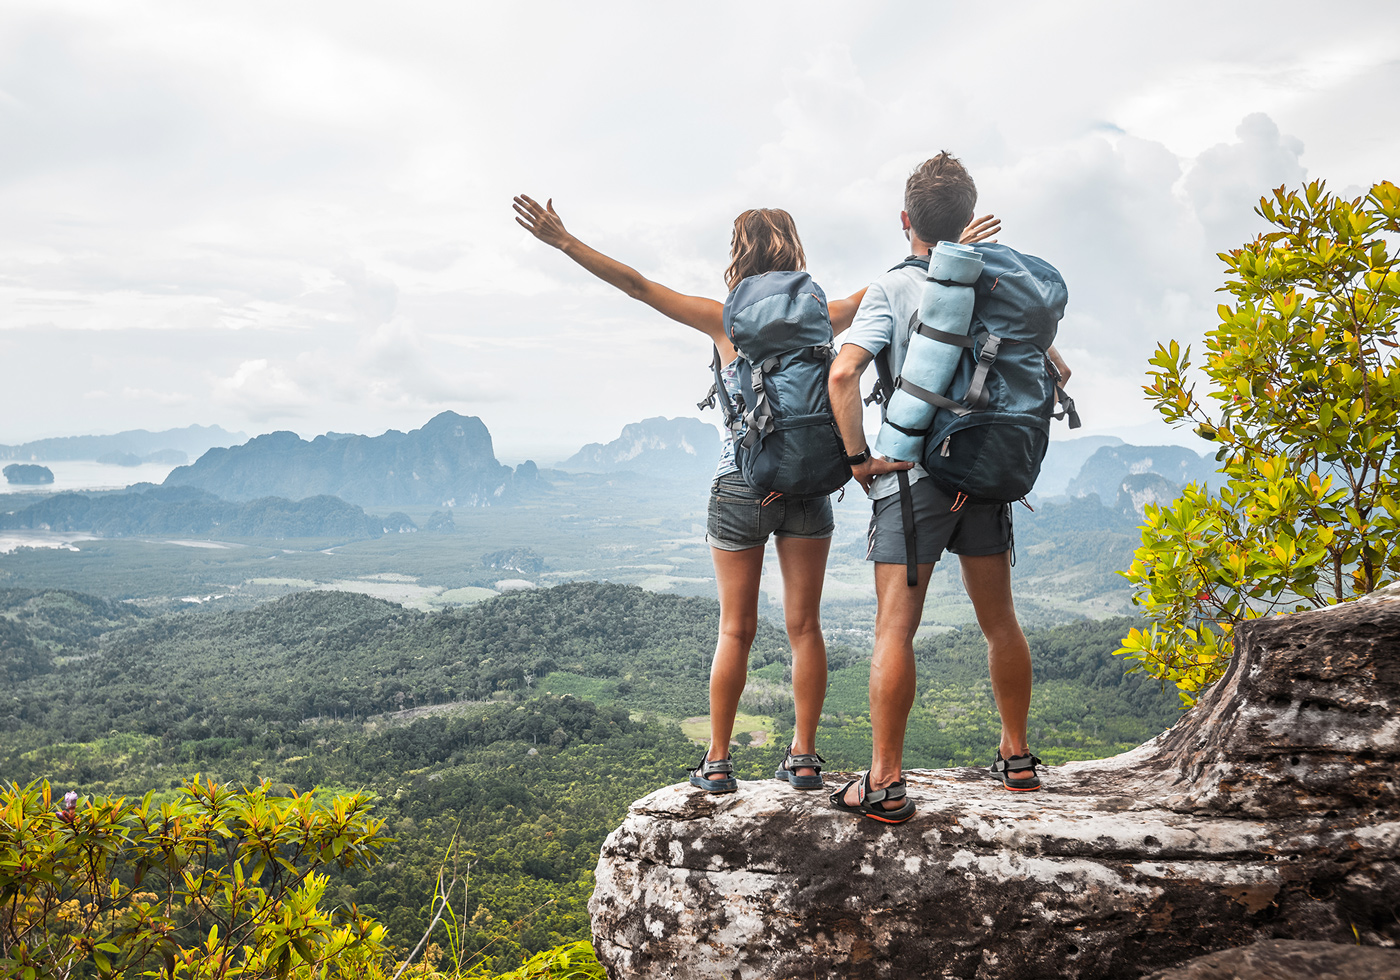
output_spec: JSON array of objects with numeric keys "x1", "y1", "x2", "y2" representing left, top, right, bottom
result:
[{"x1": 724, "y1": 209, "x2": 806, "y2": 291}]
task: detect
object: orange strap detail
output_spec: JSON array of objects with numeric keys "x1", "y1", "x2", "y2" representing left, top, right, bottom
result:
[
  {"x1": 761, "y1": 491, "x2": 783, "y2": 507},
  {"x1": 951, "y1": 492, "x2": 967, "y2": 512}
]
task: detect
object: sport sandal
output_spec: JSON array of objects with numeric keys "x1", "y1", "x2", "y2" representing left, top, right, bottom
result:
[
  {"x1": 688, "y1": 749, "x2": 738, "y2": 793},
  {"x1": 775, "y1": 748, "x2": 826, "y2": 790},
  {"x1": 828, "y1": 771, "x2": 915, "y2": 824},
  {"x1": 992, "y1": 750, "x2": 1043, "y2": 791}
]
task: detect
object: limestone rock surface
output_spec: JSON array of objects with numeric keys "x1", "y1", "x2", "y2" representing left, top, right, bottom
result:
[
  {"x1": 590, "y1": 589, "x2": 1400, "y2": 979},
  {"x1": 1142, "y1": 939, "x2": 1400, "y2": 979}
]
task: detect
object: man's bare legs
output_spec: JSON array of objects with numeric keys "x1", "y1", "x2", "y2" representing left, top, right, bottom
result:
[
  {"x1": 707, "y1": 545, "x2": 765, "y2": 764},
  {"x1": 843, "y1": 560, "x2": 934, "y2": 808},
  {"x1": 960, "y1": 551, "x2": 1036, "y2": 784},
  {"x1": 845, "y1": 549, "x2": 1034, "y2": 805},
  {"x1": 774, "y1": 535, "x2": 832, "y2": 778}
]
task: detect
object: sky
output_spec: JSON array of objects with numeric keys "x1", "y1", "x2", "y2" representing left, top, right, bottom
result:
[{"x1": 1, "y1": 1, "x2": 1397, "y2": 464}]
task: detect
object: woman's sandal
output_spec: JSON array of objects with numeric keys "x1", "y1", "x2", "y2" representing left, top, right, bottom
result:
[
  {"x1": 991, "y1": 750, "x2": 1043, "y2": 791},
  {"x1": 828, "y1": 771, "x2": 916, "y2": 824},
  {"x1": 688, "y1": 749, "x2": 738, "y2": 793},
  {"x1": 774, "y1": 748, "x2": 826, "y2": 790}
]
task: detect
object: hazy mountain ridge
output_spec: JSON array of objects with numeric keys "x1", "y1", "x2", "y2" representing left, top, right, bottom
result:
[
  {"x1": 0, "y1": 424, "x2": 246, "y2": 462},
  {"x1": 1067, "y1": 443, "x2": 1217, "y2": 502},
  {"x1": 1036, "y1": 435, "x2": 1125, "y2": 497},
  {"x1": 0, "y1": 485, "x2": 419, "y2": 541},
  {"x1": 557, "y1": 416, "x2": 720, "y2": 479},
  {"x1": 162, "y1": 411, "x2": 529, "y2": 507}
]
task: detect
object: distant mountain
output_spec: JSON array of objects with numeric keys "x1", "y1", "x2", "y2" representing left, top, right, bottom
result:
[
  {"x1": 96, "y1": 449, "x2": 189, "y2": 466},
  {"x1": 0, "y1": 424, "x2": 246, "y2": 462},
  {"x1": 1035, "y1": 435, "x2": 1124, "y2": 497},
  {"x1": 163, "y1": 411, "x2": 529, "y2": 507},
  {"x1": 1067, "y1": 444, "x2": 1218, "y2": 502},
  {"x1": 0, "y1": 485, "x2": 411, "y2": 540},
  {"x1": 558, "y1": 417, "x2": 720, "y2": 480},
  {"x1": 1116, "y1": 472, "x2": 1182, "y2": 521},
  {"x1": 3, "y1": 464, "x2": 54, "y2": 486}
]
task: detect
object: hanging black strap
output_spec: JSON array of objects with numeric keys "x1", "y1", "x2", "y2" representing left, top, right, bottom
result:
[
  {"x1": 895, "y1": 468, "x2": 917, "y2": 587},
  {"x1": 1045, "y1": 355, "x2": 1082, "y2": 429},
  {"x1": 1055, "y1": 387, "x2": 1082, "y2": 428},
  {"x1": 874, "y1": 348, "x2": 918, "y2": 587}
]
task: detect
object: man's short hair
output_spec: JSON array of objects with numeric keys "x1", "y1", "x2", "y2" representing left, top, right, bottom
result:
[{"x1": 905, "y1": 152, "x2": 977, "y2": 244}]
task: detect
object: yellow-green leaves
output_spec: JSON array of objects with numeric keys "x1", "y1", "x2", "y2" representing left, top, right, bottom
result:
[
  {"x1": 1119, "y1": 178, "x2": 1400, "y2": 704},
  {"x1": 0, "y1": 777, "x2": 389, "y2": 980}
]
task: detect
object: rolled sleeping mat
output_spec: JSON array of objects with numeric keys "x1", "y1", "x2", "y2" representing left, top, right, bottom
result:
[{"x1": 874, "y1": 241, "x2": 985, "y2": 461}]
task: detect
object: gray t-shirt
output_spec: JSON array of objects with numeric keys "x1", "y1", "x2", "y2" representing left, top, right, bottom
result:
[{"x1": 841, "y1": 262, "x2": 931, "y2": 500}]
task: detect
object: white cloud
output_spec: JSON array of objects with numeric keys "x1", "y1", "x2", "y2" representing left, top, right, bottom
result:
[
  {"x1": 215, "y1": 358, "x2": 313, "y2": 421},
  {"x1": 0, "y1": 1, "x2": 1396, "y2": 456},
  {"x1": 1184, "y1": 113, "x2": 1307, "y2": 251}
]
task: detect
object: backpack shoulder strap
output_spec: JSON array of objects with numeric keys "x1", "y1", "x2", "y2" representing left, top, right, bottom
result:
[
  {"x1": 871, "y1": 342, "x2": 918, "y2": 587},
  {"x1": 699, "y1": 346, "x2": 743, "y2": 431}
]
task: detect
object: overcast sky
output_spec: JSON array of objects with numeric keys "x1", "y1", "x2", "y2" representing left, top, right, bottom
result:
[{"x1": 2, "y1": 1, "x2": 1397, "y2": 463}]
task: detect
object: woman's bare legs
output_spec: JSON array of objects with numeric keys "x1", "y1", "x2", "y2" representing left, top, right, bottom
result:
[
  {"x1": 707, "y1": 544, "x2": 765, "y2": 763},
  {"x1": 774, "y1": 535, "x2": 831, "y2": 778}
]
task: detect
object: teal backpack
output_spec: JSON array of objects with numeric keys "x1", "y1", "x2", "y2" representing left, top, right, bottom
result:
[
  {"x1": 699, "y1": 271, "x2": 850, "y2": 499},
  {"x1": 870, "y1": 244, "x2": 1080, "y2": 583}
]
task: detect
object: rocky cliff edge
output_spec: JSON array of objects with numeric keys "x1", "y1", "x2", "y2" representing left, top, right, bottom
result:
[{"x1": 590, "y1": 587, "x2": 1400, "y2": 979}]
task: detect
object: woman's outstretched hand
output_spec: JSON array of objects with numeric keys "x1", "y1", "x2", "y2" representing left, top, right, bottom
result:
[
  {"x1": 959, "y1": 213, "x2": 1001, "y2": 245},
  {"x1": 513, "y1": 195, "x2": 573, "y2": 250}
]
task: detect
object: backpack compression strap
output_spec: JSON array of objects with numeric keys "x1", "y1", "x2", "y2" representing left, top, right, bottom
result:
[
  {"x1": 873, "y1": 347, "x2": 919, "y2": 588},
  {"x1": 740, "y1": 353, "x2": 781, "y2": 449}
]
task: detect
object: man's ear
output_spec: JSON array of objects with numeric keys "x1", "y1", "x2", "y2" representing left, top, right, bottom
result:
[{"x1": 900, "y1": 210, "x2": 912, "y2": 232}]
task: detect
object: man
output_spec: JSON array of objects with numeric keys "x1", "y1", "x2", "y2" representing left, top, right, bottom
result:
[{"x1": 827, "y1": 152, "x2": 1070, "y2": 822}]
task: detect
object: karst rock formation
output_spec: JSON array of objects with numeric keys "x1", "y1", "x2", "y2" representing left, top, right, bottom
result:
[{"x1": 590, "y1": 586, "x2": 1400, "y2": 979}]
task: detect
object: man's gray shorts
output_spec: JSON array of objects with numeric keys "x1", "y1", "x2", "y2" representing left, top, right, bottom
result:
[{"x1": 866, "y1": 477, "x2": 1012, "y2": 565}]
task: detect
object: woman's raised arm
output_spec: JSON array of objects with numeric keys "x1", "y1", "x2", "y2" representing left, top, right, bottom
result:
[
  {"x1": 828, "y1": 289, "x2": 868, "y2": 336},
  {"x1": 513, "y1": 195, "x2": 728, "y2": 354}
]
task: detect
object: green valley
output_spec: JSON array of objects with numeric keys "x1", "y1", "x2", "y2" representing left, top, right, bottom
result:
[{"x1": 1, "y1": 581, "x2": 1177, "y2": 974}]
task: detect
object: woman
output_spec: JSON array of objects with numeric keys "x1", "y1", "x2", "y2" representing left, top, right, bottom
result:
[{"x1": 512, "y1": 195, "x2": 998, "y2": 793}]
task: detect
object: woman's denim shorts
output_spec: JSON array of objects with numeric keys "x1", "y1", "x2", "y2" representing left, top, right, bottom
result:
[{"x1": 706, "y1": 472, "x2": 835, "y2": 552}]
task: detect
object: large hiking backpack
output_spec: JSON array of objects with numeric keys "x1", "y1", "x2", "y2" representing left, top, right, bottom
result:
[
  {"x1": 698, "y1": 271, "x2": 850, "y2": 499},
  {"x1": 870, "y1": 244, "x2": 1080, "y2": 583}
]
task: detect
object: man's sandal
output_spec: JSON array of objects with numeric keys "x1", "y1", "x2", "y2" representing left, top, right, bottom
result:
[
  {"x1": 774, "y1": 748, "x2": 826, "y2": 790},
  {"x1": 688, "y1": 750, "x2": 738, "y2": 793},
  {"x1": 992, "y1": 750, "x2": 1043, "y2": 791},
  {"x1": 828, "y1": 771, "x2": 916, "y2": 824}
]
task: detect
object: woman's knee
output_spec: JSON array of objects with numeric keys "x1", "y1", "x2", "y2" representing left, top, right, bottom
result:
[
  {"x1": 783, "y1": 611, "x2": 823, "y2": 645},
  {"x1": 718, "y1": 615, "x2": 759, "y2": 649}
]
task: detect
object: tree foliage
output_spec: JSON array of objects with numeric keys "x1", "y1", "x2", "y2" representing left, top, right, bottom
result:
[
  {"x1": 0, "y1": 777, "x2": 388, "y2": 979},
  {"x1": 1119, "y1": 179, "x2": 1400, "y2": 700}
]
